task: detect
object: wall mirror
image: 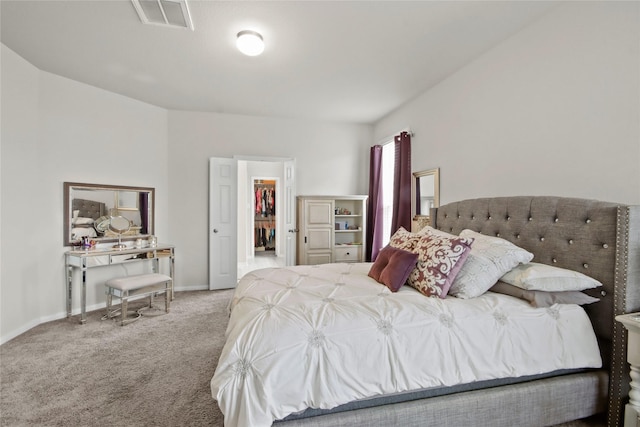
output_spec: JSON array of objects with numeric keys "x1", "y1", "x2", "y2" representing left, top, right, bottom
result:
[
  {"x1": 63, "y1": 182, "x2": 154, "y2": 246},
  {"x1": 411, "y1": 168, "x2": 440, "y2": 228}
]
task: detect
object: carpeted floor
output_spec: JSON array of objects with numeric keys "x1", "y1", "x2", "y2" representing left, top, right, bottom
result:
[{"x1": 0, "y1": 290, "x2": 232, "y2": 427}]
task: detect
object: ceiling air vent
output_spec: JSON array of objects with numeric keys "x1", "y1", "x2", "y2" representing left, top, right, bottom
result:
[{"x1": 131, "y1": 0, "x2": 194, "y2": 30}]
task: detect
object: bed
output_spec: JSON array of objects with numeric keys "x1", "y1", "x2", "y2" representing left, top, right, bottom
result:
[
  {"x1": 69, "y1": 198, "x2": 107, "y2": 242},
  {"x1": 211, "y1": 196, "x2": 640, "y2": 427}
]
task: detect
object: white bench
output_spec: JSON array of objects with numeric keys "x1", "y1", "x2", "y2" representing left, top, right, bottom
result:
[{"x1": 104, "y1": 273, "x2": 172, "y2": 326}]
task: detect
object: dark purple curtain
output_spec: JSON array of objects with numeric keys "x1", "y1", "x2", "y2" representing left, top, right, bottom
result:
[
  {"x1": 366, "y1": 145, "x2": 384, "y2": 262},
  {"x1": 415, "y1": 178, "x2": 421, "y2": 215},
  {"x1": 139, "y1": 193, "x2": 149, "y2": 234},
  {"x1": 391, "y1": 131, "x2": 412, "y2": 233}
]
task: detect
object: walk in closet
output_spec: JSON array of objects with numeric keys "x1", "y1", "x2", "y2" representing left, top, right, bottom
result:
[{"x1": 254, "y1": 180, "x2": 276, "y2": 253}]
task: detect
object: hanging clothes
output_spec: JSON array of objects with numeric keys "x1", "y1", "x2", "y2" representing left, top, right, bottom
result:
[
  {"x1": 255, "y1": 188, "x2": 262, "y2": 215},
  {"x1": 254, "y1": 182, "x2": 276, "y2": 250}
]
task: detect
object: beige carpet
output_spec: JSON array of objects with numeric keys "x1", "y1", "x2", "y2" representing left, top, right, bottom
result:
[{"x1": 0, "y1": 290, "x2": 232, "y2": 427}]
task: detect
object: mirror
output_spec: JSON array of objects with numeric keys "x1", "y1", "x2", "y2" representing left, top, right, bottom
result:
[
  {"x1": 411, "y1": 168, "x2": 440, "y2": 229},
  {"x1": 64, "y1": 182, "x2": 154, "y2": 246},
  {"x1": 109, "y1": 216, "x2": 131, "y2": 249}
]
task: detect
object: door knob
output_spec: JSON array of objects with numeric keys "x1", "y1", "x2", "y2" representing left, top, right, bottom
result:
[
  {"x1": 213, "y1": 229, "x2": 219, "y2": 233},
  {"x1": 288, "y1": 229, "x2": 299, "y2": 233}
]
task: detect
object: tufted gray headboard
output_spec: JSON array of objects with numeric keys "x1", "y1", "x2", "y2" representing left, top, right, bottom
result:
[
  {"x1": 431, "y1": 196, "x2": 640, "y2": 426},
  {"x1": 72, "y1": 198, "x2": 106, "y2": 220}
]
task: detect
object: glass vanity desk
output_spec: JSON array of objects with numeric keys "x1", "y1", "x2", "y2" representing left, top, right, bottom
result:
[{"x1": 65, "y1": 244, "x2": 175, "y2": 324}]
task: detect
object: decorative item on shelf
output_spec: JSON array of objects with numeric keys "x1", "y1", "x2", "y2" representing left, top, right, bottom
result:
[
  {"x1": 81, "y1": 236, "x2": 93, "y2": 250},
  {"x1": 148, "y1": 235, "x2": 157, "y2": 247},
  {"x1": 135, "y1": 238, "x2": 143, "y2": 248}
]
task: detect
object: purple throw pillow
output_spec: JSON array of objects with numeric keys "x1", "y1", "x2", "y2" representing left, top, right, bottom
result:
[{"x1": 368, "y1": 245, "x2": 419, "y2": 292}]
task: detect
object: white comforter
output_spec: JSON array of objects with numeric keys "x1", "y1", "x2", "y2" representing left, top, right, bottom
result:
[{"x1": 211, "y1": 263, "x2": 602, "y2": 427}]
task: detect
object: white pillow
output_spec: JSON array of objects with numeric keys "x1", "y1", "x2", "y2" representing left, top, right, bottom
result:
[
  {"x1": 449, "y1": 229, "x2": 534, "y2": 299},
  {"x1": 72, "y1": 217, "x2": 95, "y2": 225},
  {"x1": 500, "y1": 262, "x2": 603, "y2": 292}
]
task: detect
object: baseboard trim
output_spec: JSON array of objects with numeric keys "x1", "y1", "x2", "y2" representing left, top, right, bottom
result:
[{"x1": 1, "y1": 285, "x2": 212, "y2": 345}]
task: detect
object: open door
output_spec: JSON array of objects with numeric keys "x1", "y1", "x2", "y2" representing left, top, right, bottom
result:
[
  {"x1": 211, "y1": 156, "x2": 297, "y2": 287},
  {"x1": 283, "y1": 159, "x2": 297, "y2": 266},
  {"x1": 209, "y1": 157, "x2": 238, "y2": 290}
]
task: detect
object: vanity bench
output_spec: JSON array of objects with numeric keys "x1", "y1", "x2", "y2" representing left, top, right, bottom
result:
[{"x1": 105, "y1": 273, "x2": 172, "y2": 326}]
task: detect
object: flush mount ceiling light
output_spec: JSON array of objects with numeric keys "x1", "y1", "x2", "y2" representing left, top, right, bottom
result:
[{"x1": 236, "y1": 30, "x2": 265, "y2": 56}]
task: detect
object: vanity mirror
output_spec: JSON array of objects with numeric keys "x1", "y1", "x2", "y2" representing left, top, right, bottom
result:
[
  {"x1": 109, "y1": 216, "x2": 131, "y2": 249},
  {"x1": 411, "y1": 168, "x2": 440, "y2": 230},
  {"x1": 63, "y1": 182, "x2": 154, "y2": 246}
]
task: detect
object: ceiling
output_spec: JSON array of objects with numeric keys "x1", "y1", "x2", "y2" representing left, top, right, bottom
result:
[{"x1": 0, "y1": 1, "x2": 557, "y2": 124}]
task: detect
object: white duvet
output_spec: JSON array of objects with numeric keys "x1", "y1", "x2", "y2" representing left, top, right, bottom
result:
[{"x1": 211, "y1": 263, "x2": 602, "y2": 427}]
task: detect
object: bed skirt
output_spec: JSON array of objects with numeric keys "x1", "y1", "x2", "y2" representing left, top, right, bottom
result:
[{"x1": 275, "y1": 370, "x2": 608, "y2": 427}]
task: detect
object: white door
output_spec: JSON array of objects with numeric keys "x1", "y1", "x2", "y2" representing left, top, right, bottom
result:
[
  {"x1": 283, "y1": 159, "x2": 297, "y2": 266},
  {"x1": 209, "y1": 157, "x2": 238, "y2": 290}
]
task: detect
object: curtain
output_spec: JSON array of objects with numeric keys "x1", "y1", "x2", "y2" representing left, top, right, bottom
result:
[
  {"x1": 366, "y1": 145, "x2": 383, "y2": 262},
  {"x1": 390, "y1": 131, "x2": 412, "y2": 233},
  {"x1": 139, "y1": 192, "x2": 149, "y2": 234},
  {"x1": 415, "y1": 177, "x2": 421, "y2": 215}
]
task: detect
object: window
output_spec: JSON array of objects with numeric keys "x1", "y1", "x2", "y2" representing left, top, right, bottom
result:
[{"x1": 380, "y1": 140, "x2": 395, "y2": 247}]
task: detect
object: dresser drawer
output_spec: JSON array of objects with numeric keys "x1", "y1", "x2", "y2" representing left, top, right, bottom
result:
[
  {"x1": 334, "y1": 246, "x2": 361, "y2": 263},
  {"x1": 85, "y1": 255, "x2": 110, "y2": 267}
]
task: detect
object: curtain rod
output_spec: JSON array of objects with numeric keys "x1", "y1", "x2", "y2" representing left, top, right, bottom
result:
[{"x1": 377, "y1": 128, "x2": 414, "y2": 146}]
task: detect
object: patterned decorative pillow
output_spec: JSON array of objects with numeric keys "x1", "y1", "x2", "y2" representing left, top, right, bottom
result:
[
  {"x1": 449, "y1": 229, "x2": 534, "y2": 299},
  {"x1": 407, "y1": 227, "x2": 474, "y2": 298},
  {"x1": 499, "y1": 262, "x2": 603, "y2": 292},
  {"x1": 368, "y1": 245, "x2": 419, "y2": 292},
  {"x1": 388, "y1": 226, "x2": 420, "y2": 252}
]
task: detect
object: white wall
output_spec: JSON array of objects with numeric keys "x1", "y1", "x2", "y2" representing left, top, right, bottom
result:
[
  {"x1": 167, "y1": 111, "x2": 372, "y2": 288},
  {"x1": 375, "y1": 2, "x2": 640, "y2": 206},
  {"x1": 1, "y1": 44, "x2": 169, "y2": 343},
  {"x1": 1, "y1": 45, "x2": 41, "y2": 341}
]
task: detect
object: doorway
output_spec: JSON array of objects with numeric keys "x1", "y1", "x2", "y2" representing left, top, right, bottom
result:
[
  {"x1": 209, "y1": 156, "x2": 296, "y2": 290},
  {"x1": 240, "y1": 175, "x2": 286, "y2": 278}
]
